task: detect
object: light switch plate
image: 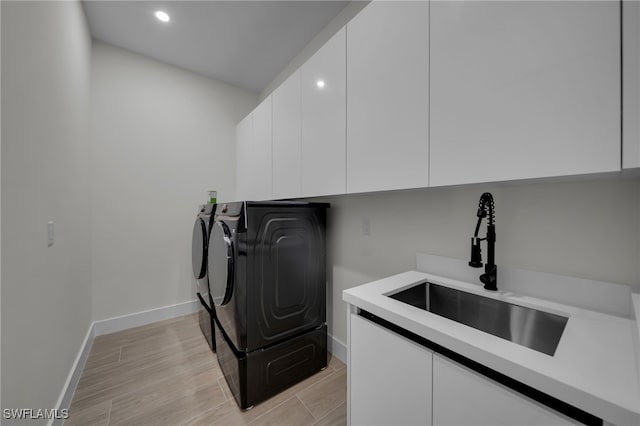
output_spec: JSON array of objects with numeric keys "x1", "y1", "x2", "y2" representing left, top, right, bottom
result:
[
  {"x1": 362, "y1": 218, "x2": 371, "y2": 236},
  {"x1": 47, "y1": 221, "x2": 54, "y2": 247}
]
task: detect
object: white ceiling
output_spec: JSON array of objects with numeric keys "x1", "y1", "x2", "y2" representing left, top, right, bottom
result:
[{"x1": 82, "y1": 1, "x2": 349, "y2": 93}]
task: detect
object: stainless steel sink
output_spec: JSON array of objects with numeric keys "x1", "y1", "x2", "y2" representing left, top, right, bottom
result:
[{"x1": 388, "y1": 282, "x2": 567, "y2": 356}]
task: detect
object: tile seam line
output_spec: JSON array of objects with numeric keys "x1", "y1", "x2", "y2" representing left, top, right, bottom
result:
[
  {"x1": 312, "y1": 400, "x2": 346, "y2": 425},
  {"x1": 179, "y1": 389, "x2": 229, "y2": 426},
  {"x1": 246, "y1": 395, "x2": 298, "y2": 425},
  {"x1": 106, "y1": 400, "x2": 112, "y2": 426},
  {"x1": 295, "y1": 395, "x2": 318, "y2": 422},
  {"x1": 217, "y1": 377, "x2": 231, "y2": 401},
  {"x1": 295, "y1": 369, "x2": 339, "y2": 396}
]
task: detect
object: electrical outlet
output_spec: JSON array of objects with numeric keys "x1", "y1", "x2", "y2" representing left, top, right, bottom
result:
[
  {"x1": 47, "y1": 221, "x2": 54, "y2": 247},
  {"x1": 362, "y1": 218, "x2": 371, "y2": 236}
]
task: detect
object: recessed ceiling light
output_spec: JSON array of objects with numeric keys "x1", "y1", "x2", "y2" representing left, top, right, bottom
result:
[
  {"x1": 316, "y1": 80, "x2": 325, "y2": 89},
  {"x1": 154, "y1": 10, "x2": 170, "y2": 23}
]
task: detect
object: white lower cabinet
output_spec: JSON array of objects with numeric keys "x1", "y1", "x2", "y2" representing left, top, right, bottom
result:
[
  {"x1": 348, "y1": 312, "x2": 582, "y2": 426},
  {"x1": 349, "y1": 314, "x2": 432, "y2": 426},
  {"x1": 432, "y1": 354, "x2": 579, "y2": 426}
]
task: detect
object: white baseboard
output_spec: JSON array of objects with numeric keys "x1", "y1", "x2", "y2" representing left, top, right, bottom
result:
[
  {"x1": 328, "y1": 334, "x2": 347, "y2": 364},
  {"x1": 54, "y1": 299, "x2": 200, "y2": 425},
  {"x1": 93, "y1": 299, "x2": 200, "y2": 336},
  {"x1": 50, "y1": 324, "x2": 95, "y2": 426}
]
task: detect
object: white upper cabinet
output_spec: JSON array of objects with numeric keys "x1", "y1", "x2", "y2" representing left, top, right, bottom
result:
[
  {"x1": 252, "y1": 97, "x2": 273, "y2": 200},
  {"x1": 300, "y1": 27, "x2": 346, "y2": 197},
  {"x1": 235, "y1": 113, "x2": 252, "y2": 201},
  {"x1": 272, "y1": 70, "x2": 302, "y2": 199},
  {"x1": 429, "y1": 1, "x2": 621, "y2": 186},
  {"x1": 346, "y1": 1, "x2": 429, "y2": 193},
  {"x1": 235, "y1": 96, "x2": 273, "y2": 201},
  {"x1": 623, "y1": 0, "x2": 640, "y2": 169}
]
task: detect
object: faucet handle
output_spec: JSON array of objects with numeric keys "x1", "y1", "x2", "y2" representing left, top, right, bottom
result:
[
  {"x1": 480, "y1": 264, "x2": 498, "y2": 291},
  {"x1": 469, "y1": 237, "x2": 483, "y2": 268}
]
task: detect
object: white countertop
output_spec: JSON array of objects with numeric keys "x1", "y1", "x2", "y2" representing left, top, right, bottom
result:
[{"x1": 343, "y1": 271, "x2": 640, "y2": 426}]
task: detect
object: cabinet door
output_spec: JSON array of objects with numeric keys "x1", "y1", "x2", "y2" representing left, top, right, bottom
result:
[
  {"x1": 250, "y1": 96, "x2": 273, "y2": 201},
  {"x1": 349, "y1": 314, "x2": 432, "y2": 426},
  {"x1": 272, "y1": 70, "x2": 301, "y2": 199},
  {"x1": 347, "y1": 1, "x2": 429, "y2": 193},
  {"x1": 236, "y1": 98, "x2": 273, "y2": 201},
  {"x1": 236, "y1": 113, "x2": 252, "y2": 200},
  {"x1": 301, "y1": 28, "x2": 346, "y2": 197},
  {"x1": 433, "y1": 354, "x2": 579, "y2": 426},
  {"x1": 430, "y1": 1, "x2": 620, "y2": 186},
  {"x1": 623, "y1": 0, "x2": 640, "y2": 169}
]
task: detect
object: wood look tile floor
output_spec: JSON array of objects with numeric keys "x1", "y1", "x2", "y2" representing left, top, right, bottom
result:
[{"x1": 66, "y1": 313, "x2": 346, "y2": 426}]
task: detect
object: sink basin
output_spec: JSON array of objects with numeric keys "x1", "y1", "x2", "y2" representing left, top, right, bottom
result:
[{"x1": 388, "y1": 282, "x2": 568, "y2": 356}]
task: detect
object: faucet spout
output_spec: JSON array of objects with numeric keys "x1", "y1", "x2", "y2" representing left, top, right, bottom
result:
[{"x1": 469, "y1": 193, "x2": 497, "y2": 291}]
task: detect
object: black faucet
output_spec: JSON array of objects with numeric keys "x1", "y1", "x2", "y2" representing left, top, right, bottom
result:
[{"x1": 469, "y1": 192, "x2": 497, "y2": 291}]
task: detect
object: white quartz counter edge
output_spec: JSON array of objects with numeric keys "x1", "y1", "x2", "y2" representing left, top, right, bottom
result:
[{"x1": 343, "y1": 271, "x2": 640, "y2": 426}]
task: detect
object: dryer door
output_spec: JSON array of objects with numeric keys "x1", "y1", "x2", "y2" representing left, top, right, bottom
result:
[
  {"x1": 191, "y1": 217, "x2": 207, "y2": 280},
  {"x1": 208, "y1": 221, "x2": 234, "y2": 306}
]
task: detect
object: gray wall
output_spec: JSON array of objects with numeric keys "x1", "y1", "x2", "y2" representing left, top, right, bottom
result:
[
  {"x1": 315, "y1": 178, "x2": 640, "y2": 344},
  {"x1": 90, "y1": 42, "x2": 257, "y2": 321},
  {"x1": 1, "y1": 1, "x2": 92, "y2": 421}
]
